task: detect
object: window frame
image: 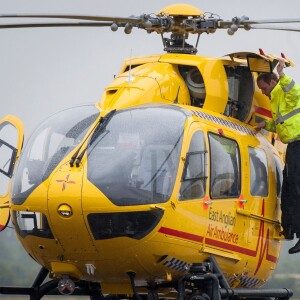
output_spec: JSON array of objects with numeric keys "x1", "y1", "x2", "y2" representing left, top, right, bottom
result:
[
  {"x1": 273, "y1": 155, "x2": 283, "y2": 197},
  {"x1": 208, "y1": 132, "x2": 241, "y2": 199},
  {"x1": 179, "y1": 130, "x2": 207, "y2": 201},
  {"x1": 248, "y1": 146, "x2": 269, "y2": 197}
]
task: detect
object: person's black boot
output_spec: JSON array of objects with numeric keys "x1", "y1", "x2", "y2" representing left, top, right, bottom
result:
[
  {"x1": 288, "y1": 239, "x2": 300, "y2": 254},
  {"x1": 280, "y1": 227, "x2": 293, "y2": 240}
]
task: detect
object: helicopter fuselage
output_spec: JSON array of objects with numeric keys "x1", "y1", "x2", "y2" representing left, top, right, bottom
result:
[{"x1": 3, "y1": 53, "x2": 284, "y2": 295}]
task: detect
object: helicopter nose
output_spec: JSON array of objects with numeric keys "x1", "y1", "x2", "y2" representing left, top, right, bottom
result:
[{"x1": 47, "y1": 162, "x2": 97, "y2": 253}]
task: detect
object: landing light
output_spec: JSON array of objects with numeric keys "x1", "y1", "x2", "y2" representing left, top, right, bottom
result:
[
  {"x1": 58, "y1": 204, "x2": 73, "y2": 217},
  {"x1": 58, "y1": 276, "x2": 75, "y2": 295}
]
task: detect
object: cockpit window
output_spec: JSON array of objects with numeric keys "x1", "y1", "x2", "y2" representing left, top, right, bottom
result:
[
  {"x1": 179, "y1": 130, "x2": 207, "y2": 200},
  {"x1": 209, "y1": 133, "x2": 240, "y2": 199},
  {"x1": 87, "y1": 106, "x2": 187, "y2": 206},
  {"x1": 12, "y1": 210, "x2": 54, "y2": 239},
  {"x1": 12, "y1": 105, "x2": 99, "y2": 205}
]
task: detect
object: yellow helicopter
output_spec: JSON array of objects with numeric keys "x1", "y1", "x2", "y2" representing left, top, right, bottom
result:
[{"x1": 1, "y1": 3, "x2": 300, "y2": 300}]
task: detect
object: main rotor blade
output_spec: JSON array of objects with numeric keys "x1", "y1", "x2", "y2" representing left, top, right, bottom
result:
[
  {"x1": 219, "y1": 17, "x2": 300, "y2": 28},
  {"x1": 249, "y1": 25, "x2": 300, "y2": 32},
  {"x1": 242, "y1": 18, "x2": 300, "y2": 25},
  {"x1": 0, "y1": 21, "x2": 115, "y2": 29},
  {"x1": 2, "y1": 13, "x2": 300, "y2": 35},
  {"x1": 0, "y1": 13, "x2": 143, "y2": 24}
]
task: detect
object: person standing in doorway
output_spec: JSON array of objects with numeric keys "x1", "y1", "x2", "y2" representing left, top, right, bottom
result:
[{"x1": 256, "y1": 59, "x2": 300, "y2": 254}]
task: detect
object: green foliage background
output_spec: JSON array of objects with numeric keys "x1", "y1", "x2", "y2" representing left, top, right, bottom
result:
[{"x1": 0, "y1": 228, "x2": 40, "y2": 286}]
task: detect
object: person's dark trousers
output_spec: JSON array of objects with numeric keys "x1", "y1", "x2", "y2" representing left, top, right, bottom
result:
[
  {"x1": 281, "y1": 167, "x2": 293, "y2": 239},
  {"x1": 285, "y1": 140, "x2": 300, "y2": 239}
]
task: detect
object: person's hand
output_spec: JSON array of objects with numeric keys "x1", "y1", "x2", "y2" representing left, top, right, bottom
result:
[
  {"x1": 254, "y1": 121, "x2": 266, "y2": 132},
  {"x1": 277, "y1": 58, "x2": 285, "y2": 78}
]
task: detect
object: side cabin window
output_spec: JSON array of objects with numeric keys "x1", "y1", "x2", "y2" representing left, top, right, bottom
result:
[
  {"x1": 274, "y1": 155, "x2": 283, "y2": 197},
  {"x1": 209, "y1": 133, "x2": 240, "y2": 199},
  {"x1": 249, "y1": 147, "x2": 268, "y2": 196},
  {"x1": 179, "y1": 131, "x2": 207, "y2": 200}
]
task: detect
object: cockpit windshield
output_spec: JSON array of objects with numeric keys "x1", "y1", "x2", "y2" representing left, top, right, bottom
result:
[
  {"x1": 87, "y1": 105, "x2": 187, "y2": 206},
  {"x1": 12, "y1": 105, "x2": 99, "y2": 205}
]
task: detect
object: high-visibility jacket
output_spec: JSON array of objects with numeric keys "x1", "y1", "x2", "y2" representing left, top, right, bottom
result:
[{"x1": 265, "y1": 74, "x2": 300, "y2": 144}]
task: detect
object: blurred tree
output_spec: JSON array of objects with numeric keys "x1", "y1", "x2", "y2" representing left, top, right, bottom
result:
[{"x1": 0, "y1": 227, "x2": 40, "y2": 286}]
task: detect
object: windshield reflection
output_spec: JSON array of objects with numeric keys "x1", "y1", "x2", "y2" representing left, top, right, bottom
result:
[
  {"x1": 87, "y1": 105, "x2": 187, "y2": 206},
  {"x1": 12, "y1": 105, "x2": 99, "y2": 205}
]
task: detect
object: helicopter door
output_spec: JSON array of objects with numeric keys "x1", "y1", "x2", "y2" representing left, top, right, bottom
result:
[
  {"x1": 206, "y1": 132, "x2": 249, "y2": 255},
  {"x1": 0, "y1": 115, "x2": 24, "y2": 231}
]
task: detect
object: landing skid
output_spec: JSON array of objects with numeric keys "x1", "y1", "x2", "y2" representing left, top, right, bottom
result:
[
  {"x1": 175, "y1": 257, "x2": 293, "y2": 300},
  {"x1": 0, "y1": 257, "x2": 294, "y2": 300}
]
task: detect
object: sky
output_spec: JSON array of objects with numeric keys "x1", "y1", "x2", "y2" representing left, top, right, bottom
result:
[{"x1": 1, "y1": 0, "x2": 300, "y2": 137}]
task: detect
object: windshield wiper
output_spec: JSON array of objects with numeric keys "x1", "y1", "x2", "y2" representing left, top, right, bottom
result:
[
  {"x1": 73, "y1": 109, "x2": 116, "y2": 167},
  {"x1": 69, "y1": 124, "x2": 98, "y2": 167}
]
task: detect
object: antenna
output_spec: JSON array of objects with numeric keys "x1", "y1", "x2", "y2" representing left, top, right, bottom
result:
[{"x1": 126, "y1": 48, "x2": 135, "y2": 82}]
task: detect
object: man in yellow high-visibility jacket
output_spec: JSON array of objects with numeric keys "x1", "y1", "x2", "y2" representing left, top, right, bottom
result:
[{"x1": 256, "y1": 59, "x2": 300, "y2": 254}]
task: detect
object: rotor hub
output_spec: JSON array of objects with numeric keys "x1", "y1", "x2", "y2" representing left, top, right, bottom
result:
[{"x1": 157, "y1": 4, "x2": 204, "y2": 17}]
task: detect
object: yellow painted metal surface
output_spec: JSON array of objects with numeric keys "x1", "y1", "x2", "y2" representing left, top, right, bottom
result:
[{"x1": 157, "y1": 4, "x2": 203, "y2": 16}]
